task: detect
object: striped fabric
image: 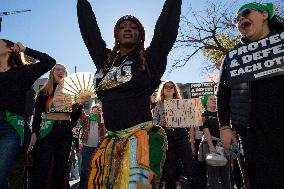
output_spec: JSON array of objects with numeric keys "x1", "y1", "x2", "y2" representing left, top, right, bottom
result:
[{"x1": 87, "y1": 122, "x2": 167, "y2": 189}]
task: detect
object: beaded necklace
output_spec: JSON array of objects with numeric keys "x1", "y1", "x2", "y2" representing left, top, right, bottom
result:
[{"x1": 96, "y1": 54, "x2": 129, "y2": 91}]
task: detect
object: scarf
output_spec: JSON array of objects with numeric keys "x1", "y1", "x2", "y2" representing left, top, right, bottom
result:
[
  {"x1": 237, "y1": 3, "x2": 276, "y2": 20},
  {"x1": 89, "y1": 114, "x2": 100, "y2": 122}
]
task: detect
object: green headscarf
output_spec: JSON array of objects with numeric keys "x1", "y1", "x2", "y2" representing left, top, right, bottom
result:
[
  {"x1": 237, "y1": 2, "x2": 276, "y2": 20},
  {"x1": 201, "y1": 94, "x2": 211, "y2": 109}
]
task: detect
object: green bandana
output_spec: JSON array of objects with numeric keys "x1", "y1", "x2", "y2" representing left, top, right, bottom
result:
[
  {"x1": 89, "y1": 114, "x2": 100, "y2": 122},
  {"x1": 237, "y1": 3, "x2": 276, "y2": 19},
  {"x1": 201, "y1": 94, "x2": 211, "y2": 109},
  {"x1": 38, "y1": 119, "x2": 54, "y2": 139},
  {"x1": 5, "y1": 111, "x2": 25, "y2": 144}
]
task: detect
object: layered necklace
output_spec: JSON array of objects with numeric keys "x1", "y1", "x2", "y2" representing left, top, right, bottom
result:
[{"x1": 96, "y1": 54, "x2": 129, "y2": 91}]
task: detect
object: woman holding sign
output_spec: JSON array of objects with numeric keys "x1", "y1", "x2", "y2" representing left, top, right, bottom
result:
[
  {"x1": 0, "y1": 39, "x2": 56, "y2": 188},
  {"x1": 77, "y1": 0, "x2": 182, "y2": 188},
  {"x1": 29, "y1": 64, "x2": 89, "y2": 189},
  {"x1": 153, "y1": 81, "x2": 198, "y2": 189},
  {"x1": 217, "y1": 2, "x2": 284, "y2": 188}
]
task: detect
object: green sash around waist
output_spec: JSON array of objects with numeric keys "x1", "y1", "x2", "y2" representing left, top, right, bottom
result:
[
  {"x1": 5, "y1": 110, "x2": 54, "y2": 142},
  {"x1": 5, "y1": 111, "x2": 25, "y2": 144}
]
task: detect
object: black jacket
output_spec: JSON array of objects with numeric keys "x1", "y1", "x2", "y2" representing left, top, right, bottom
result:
[{"x1": 217, "y1": 45, "x2": 251, "y2": 129}]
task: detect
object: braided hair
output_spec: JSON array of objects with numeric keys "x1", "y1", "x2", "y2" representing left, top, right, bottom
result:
[{"x1": 102, "y1": 42, "x2": 148, "y2": 74}]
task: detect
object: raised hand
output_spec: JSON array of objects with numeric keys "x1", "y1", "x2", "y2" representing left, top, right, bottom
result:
[{"x1": 10, "y1": 42, "x2": 26, "y2": 53}]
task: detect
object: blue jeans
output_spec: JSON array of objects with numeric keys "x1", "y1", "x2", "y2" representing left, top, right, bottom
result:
[
  {"x1": 0, "y1": 112, "x2": 20, "y2": 189},
  {"x1": 79, "y1": 146, "x2": 97, "y2": 189}
]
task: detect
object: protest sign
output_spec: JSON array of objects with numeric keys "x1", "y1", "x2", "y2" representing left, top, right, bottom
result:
[
  {"x1": 226, "y1": 31, "x2": 284, "y2": 84},
  {"x1": 164, "y1": 99, "x2": 203, "y2": 128},
  {"x1": 190, "y1": 82, "x2": 215, "y2": 98}
]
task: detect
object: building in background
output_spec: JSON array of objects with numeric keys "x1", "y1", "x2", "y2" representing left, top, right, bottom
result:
[{"x1": 33, "y1": 78, "x2": 97, "y2": 114}]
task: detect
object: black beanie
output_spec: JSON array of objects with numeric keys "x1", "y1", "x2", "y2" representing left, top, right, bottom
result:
[{"x1": 114, "y1": 15, "x2": 145, "y2": 43}]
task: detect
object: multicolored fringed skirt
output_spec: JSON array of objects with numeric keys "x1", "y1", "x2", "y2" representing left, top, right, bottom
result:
[{"x1": 87, "y1": 122, "x2": 167, "y2": 189}]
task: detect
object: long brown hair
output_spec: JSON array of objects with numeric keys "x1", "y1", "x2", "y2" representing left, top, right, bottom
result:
[
  {"x1": 40, "y1": 64, "x2": 68, "y2": 95},
  {"x1": 1, "y1": 39, "x2": 28, "y2": 67},
  {"x1": 102, "y1": 42, "x2": 147, "y2": 73},
  {"x1": 155, "y1": 81, "x2": 182, "y2": 102}
]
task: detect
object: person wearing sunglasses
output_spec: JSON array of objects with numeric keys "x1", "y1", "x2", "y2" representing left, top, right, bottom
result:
[
  {"x1": 217, "y1": 2, "x2": 284, "y2": 188},
  {"x1": 153, "y1": 81, "x2": 199, "y2": 189}
]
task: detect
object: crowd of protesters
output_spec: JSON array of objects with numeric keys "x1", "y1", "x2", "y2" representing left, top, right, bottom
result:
[{"x1": 1, "y1": 1, "x2": 284, "y2": 189}]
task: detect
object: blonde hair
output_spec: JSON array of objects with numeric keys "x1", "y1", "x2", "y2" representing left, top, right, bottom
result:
[
  {"x1": 40, "y1": 64, "x2": 68, "y2": 95},
  {"x1": 155, "y1": 81, "x2": 182, "y2": 102}
]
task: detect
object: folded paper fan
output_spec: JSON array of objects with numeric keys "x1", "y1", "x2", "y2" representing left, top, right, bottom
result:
[
  {"x1": 58, "y1": 72, "x2": 95, "y2": 98},
  {"x1": 53, "y1": 72, "x2": 95, "y2": 109}
]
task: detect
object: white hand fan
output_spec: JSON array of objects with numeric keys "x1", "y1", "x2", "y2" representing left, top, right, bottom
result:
[
  {"x1": 53, "y1": 72, "x2": 95, "y2": 109},
  {"x1": 58, "y1": 72, "x2": 96, "y2": 98}
]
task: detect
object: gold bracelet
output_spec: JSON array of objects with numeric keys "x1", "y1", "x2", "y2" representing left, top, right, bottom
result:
[{"x1": 220, "y1": 126, "x2": 232, "y2": 131}]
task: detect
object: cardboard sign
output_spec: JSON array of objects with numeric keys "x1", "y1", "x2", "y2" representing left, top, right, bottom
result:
[
  {"x1": 226, "y1": 30, "x2": 284, "y2": 84},
  {"x1": 190, "y1": 82, "x2": 215, "y2": 98},
  {"x1": 164, "y1": 99, "x2": 203, "y2": 128}
]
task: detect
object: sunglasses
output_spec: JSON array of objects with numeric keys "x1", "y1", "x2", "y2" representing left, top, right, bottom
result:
[
  {"x1": 164, "y1": 85, "x2": 174, "y2": 90},
  {"x1": 54, "y1": 67, "x2": 67, "y2": 72},
  {"x1": 233, "y1": 8, "x2": 257, "y2": 24}
]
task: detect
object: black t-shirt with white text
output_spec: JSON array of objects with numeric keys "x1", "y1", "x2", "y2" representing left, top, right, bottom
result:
[{"x1": 202, "y1": 110, "x2": 220, "y2": 138}]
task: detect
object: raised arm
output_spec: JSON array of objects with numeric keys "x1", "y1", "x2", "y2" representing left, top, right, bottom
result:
[
  {"x1": 18, "y1": 47, "x2": 56, "y2": 88},
  {"x1": 147, "y1": 0, "x2": 182, "y2": 79},
  {"x1": 77, "y1": 0, "x2": 109, "y2": 69}
]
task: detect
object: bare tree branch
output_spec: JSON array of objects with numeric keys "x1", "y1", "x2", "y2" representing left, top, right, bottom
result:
[{"x1": 170, "y1": 0, "x2": 241, "y2": 71}]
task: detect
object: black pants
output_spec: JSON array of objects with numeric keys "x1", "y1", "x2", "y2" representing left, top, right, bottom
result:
[
  {"x1": 237, "y1": 125, "x2": 284, "y2": 189},
  {"x1": 193, "y1": 139, "x2": 207, "y2": 189},
  {"x1": 163, "y1": 128, "x2": 199, "y2": 189},
  {"x1": 31, "y1": 120, "x2": 72, "y2": 189}
]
